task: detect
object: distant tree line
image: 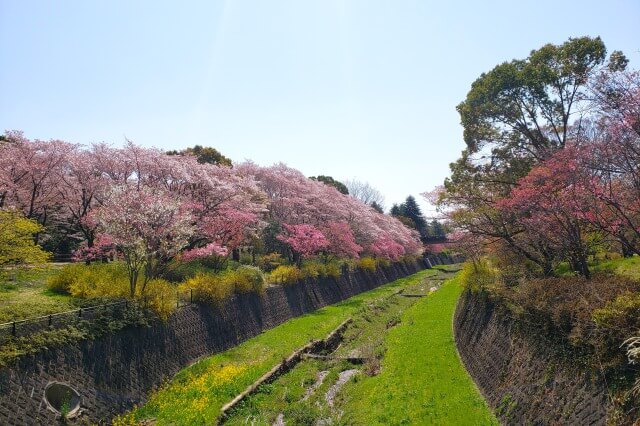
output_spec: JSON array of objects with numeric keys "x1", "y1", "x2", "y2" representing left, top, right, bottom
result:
[{"x1": 390, "y1": 196, "x2": 447, "y2": 243}]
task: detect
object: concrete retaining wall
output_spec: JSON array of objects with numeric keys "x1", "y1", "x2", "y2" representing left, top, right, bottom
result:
[{"x1": 454, "y1": 290, "x2": 610, "y2": 425}]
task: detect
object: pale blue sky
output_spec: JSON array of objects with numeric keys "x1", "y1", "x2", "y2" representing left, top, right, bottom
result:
[{"x1": 1, "y1": 1, "x2": 639, "y2": 214}]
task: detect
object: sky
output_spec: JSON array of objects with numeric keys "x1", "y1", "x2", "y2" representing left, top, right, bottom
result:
[{"x1": 1, "y1": 0, "x2": 639, "y2": 216}]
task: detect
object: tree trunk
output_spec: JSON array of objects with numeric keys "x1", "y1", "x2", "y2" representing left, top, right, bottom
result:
[{"x1": 622, "y1": 241, "x2": 634, "y2": 258}]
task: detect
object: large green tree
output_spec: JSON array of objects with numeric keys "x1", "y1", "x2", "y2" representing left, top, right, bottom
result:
[
  {"x1": 458, "y1": 36, "x2": 606, "y2": 161},
  {"x1": 167, "y1": 145, "x2": 232, "y2": 167},
  {"x1": 438, "y1": 37, "x2": 611, "y2": 275},
  {"x1": 310, "y1": 175, "x2": 349, "y2": 195}
]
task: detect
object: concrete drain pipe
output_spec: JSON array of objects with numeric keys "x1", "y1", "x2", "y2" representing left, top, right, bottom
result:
[{"x1": 43, "y1": 382, "x2": 82, "y2": 419}]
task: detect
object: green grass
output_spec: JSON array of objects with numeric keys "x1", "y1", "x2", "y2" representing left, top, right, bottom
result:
[
  {"x1": 221, "y1": 268, "x2": 448, "y2": 425},
  {"x1": 555, "y1": 254, "x2": 640, "y2": 279},
  {"x1": 338, "y1": 274, "x2": 498, "y2": 425},
  {"x1": 118, "y1": 270, "x2": 439, "y2": 425},
  {"x1": 591, "y1": 255, "x2": 640, "y2": 280},
  {"x1": 0, "y1": 267, "x2": 75, "y2": 323}
]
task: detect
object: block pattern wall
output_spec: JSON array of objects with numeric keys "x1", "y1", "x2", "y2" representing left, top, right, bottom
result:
[{"x1": 454, "y1": 290, "x2": 609, "y2": 425}]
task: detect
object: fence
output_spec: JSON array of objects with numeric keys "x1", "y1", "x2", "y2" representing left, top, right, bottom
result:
[
  {"x1": 0, "y1": 258, "x2": 448, "y2": 346},
  {"x1": 0, "y1": 290, "x2": 195, "y2": 345}
]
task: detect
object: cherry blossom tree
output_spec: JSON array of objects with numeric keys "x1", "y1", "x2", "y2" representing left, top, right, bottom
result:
[
  {"x1": 582, "y1": 68, "x2": 640, "y2": 255},
  {"x1": 277, "y1": 223, "x2": 329, "y2": 262},
  {"x1": 497, "y1": 146, "x2": 596, "y2": 278},
  {"x1": 181, "y1": 242, "x2": 228, "y2": 262},
  {"x1": 1, "y1": 131, "x2": 422, "y2": 268},
  {"x1": 0, "y1": 131, "x2": 76, "y2": 232},
  {"x1": 92, "y1": 186, "x2": 194, "y2": 297},
  {"x1": 241, "y1": 162, "x2": 421, "y2": 260},
  {"x1": 321, "y1": 221, "x2": 362, "y2": 259},
  {"x1": 368, "y1": 236, "x2": 405, "y2": 260}
]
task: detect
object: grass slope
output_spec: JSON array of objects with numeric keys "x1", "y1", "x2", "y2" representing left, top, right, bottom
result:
[
  {"x1": 0, "y1": 267, "x2": 74, "y2": 323},
  {"x1": 119, "y1": 270, "x2": 437, "y2": 425},
  {"x1": 339, "y1": 274, "x2": 498, "y2": 425}
]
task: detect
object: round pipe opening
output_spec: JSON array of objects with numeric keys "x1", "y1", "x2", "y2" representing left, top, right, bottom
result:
[{"x1": 43, "y1": 382, "x2": 81, "y2": 418}]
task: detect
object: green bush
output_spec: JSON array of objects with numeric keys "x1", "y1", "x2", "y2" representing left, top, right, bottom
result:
[
  {"x1": 181, "y1": 273, "x2": 234, "y2": 305},
  {"x1": 47, "y1": 263, "x2": 85, "y2": 294},
  {"x1": 182, "y1": 267, "x2": 265, "y2": 305},
  {"x1": 324, "y1": 260, "x2": 343, "y2": 279},
  {"x1": 162, "y1": 260, "x2": 209, "y2": 283},
  {"x1": 593, "y1": 293, "x2": 640, "y2": 330},
  {"x1": 142, "y1": 279, "x2": 178, "y2": 320},
  {"x1": 357, "y1": 257, "x2": 377, "y2": 273},
  {"x1": 458, "y1": 260, "x2": 498, "y2": 293},
  {"x1": 268, "y1": 265, "x2": 303, "y2": 285},
  {"x1": 239, "y1": 252, "x2": 253, "y2": 265},
  {"x1": 257, "y1": 252, "x2": 284, "y2": 272},
  {"x1": 592, "y1": 292, "x2": 640, "y2": 368},
  {"x1": 222, "y1": 265, "x2": 265, "y2": 294},
  {"x1": 48, "y1": 262, "x2": 131, "y2": 299},
  {"x1": 69, "y1": 262, "x2": 130, "y2": 299},
  {"x1": 376, "y1": 258, "x2": 391, "y2": 268},
  {"x1": 199, "y1": 255, "x2": 229, "y2": 272},
  {"x1": 296, "y1": 259, "x2": 346, "y2": 280},
  {"x1": 491, "y1": 272, "x2": 640, "y2": 372},
  {"x1": 301, "y1": 261, "x2": 324, "y2": 279},
  {"x1": 399, "y1": 255, "x2": 420, "y2": 265}
]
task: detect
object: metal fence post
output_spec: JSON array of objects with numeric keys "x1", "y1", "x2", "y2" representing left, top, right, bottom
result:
[
  {"x1": 78, "y1": 308, "x2": 82, "y2": 318},
  {"x1": 190, "y1": 289, "x2": 193, "y2": 304},
  {"x1": 11, "y1": 321, "x2": 16, "y2": 336},
  {"x1": 48, "y1": 314, "x2": 52, "y2": 327}
]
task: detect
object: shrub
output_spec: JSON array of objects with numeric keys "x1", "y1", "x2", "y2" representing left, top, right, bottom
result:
[
  {"x1": 68, "y1": 262, "x2": 131, "y2": 299},
  {"x1": 257, "y1": 252, "x2": 284, "y2": 272},
  {"x1": 239, "y1": 252, "x2": 253, "y2": 265},
  {"x1": 268, "y1": 265, "x2": 303, "y2": 285},
  {"x1": 592, "y1": 293, "x2": 640, "y2": 368},
  {"x1": 300, "y1": 261, "x2": 324, "y2": 279},
  {"x1": 324, "y1": 260, "x2": 343, "y2": 279},
  {"x1": 458, "y1": 260, "x2": 498, "y2": 293},
  {"x1": 49, "y1": 262, "x2": 131, "y2": 299},
  {"x1": 376, "y1": 257, "x2": 391, "y2": 268},
  {"x1": 357, "y1": 257, "x2": 377, "y2": 273},
  {"x1": 47, "y1": 263, "x2": 85, "y2": 294},
  {"x1": 493, "y1": 273, "x2": 640, "y2": 368},
  {"x1": 161, "y1": 259, "x2": 208, "y2": 283},
  {"x1": 399, "y1": 255, "x2": 419, "y2": 265},
  {"x1": 222, "y1": 265, "x2": 265, "y2": 294},
  {"x1": 181, "y1": 273, "x2": 234, "y2": 305},
  {"x1": 142, "y1": 279, "x2": 177, "y2": 320},
  {"x1": 198, "y1": 255, "x2": 229, "y2": 272}
]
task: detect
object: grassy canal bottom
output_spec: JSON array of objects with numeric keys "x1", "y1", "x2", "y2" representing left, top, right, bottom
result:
[{"x1": 119, "y1": 266, "x2": 496, "y2": 425}]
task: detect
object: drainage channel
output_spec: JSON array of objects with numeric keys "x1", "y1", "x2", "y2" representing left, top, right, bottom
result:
[
  {"x1": 219, "y1": 269, "x2": 449, "y2": 425},
  {"x1": 218, "y1": 319, "x2": 353, "y2": 424}
]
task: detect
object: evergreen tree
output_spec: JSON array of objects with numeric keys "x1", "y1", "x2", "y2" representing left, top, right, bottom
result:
[
  {"x1": 402, "y1": 196, "x2": 427, "y2": 230},
  {"x1": 370, "y1": 201, "x2": 384, "y2": 213},
  {"x1": 310, "y1": 175, "x2": 349, "y2": 195},
  {"x1": 429, "y1": 219, "x2": 446, "y2": 240},
  {"x1": 390, "y1": 204, "x2": 402, "y2": 216},
  {"x1": 403, "y1": 196, "x2": 429, "y2": 242}
]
